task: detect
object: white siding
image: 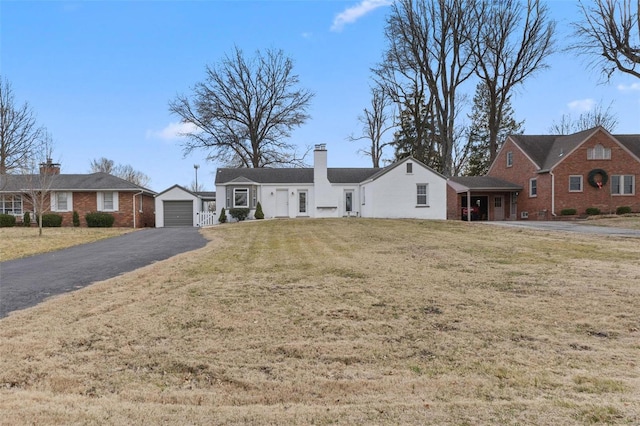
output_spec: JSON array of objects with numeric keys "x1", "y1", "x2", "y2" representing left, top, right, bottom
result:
[
  {"x1": 155, "y1": 186, "x2": 199, "y2": 227},
  {"x1": 361, "y1": 159, "x2": 447, "y2": 220}
]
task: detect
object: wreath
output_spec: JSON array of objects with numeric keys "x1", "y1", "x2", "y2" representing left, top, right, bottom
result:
[{"x1": 587, "y1": 169, "x2": 608, "y2": 189}]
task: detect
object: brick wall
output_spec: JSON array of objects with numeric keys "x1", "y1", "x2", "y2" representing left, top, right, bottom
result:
[
  {"x1": 553, "y1": 132, "x2": 640, "y2": 215},
  {"x1": 488, "y1": 131, "x2": 640, "y2": 219},
  {"x1": 21, "y1": 191, "x2": 155, "y2": 227}
]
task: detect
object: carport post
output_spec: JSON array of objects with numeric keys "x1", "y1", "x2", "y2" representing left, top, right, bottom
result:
[{"x1": 467, "y1": 190, "x2": 471, "y2": 222}]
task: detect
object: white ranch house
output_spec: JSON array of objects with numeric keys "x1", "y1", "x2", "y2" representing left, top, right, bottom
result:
[{"x1": 214, "y1": 144, "x2": 447, "y2": 222}]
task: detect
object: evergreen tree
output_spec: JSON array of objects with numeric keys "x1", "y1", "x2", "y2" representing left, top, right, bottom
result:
[
  {"x1": 463, "y1": 83, "x2": 523, "y2": 176},
  {"x1": 392, "y1": 95, "x2": 442, "y2": 172}
]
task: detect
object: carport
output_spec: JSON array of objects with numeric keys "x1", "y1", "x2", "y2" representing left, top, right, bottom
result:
[{"x1": 447, "y1": 176, "x2": 523, "y2": 221}]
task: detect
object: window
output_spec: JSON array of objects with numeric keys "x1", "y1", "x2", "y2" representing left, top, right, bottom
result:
[
  {"x1": 298, "y1": 191, "x2": 307, "y2": 214},
  {"x1": 406, "y1": 162, "x2": 413, "y2": 173},
  {"x1": 506, "y1": 151, "x2": 513, "y2": 167},
  {"x1": 587, "y1": 144, "x2": 611, "y2": 160},
  {"x1": 569, "y1": 175, "x2": 583, "y2": 192},
  {"x1": 611, "y1": 175, "x2": 635, "y2": 195},
  {"x1": 494, "y1": 197, "x2": 502, "y2": 208},
  {"x1": 51, "y1": 192, "x2": 72, "y2": 212},
  {"x1": 361, "y1": 186, "x2": 366, "y2": 205},
  {"x1": 0, "y1": 195, "x2": 22, "y2": 215},
  {"x1": 98, "y1": 192, "x2": 119, "y2": 211},
  {"x1": 252, "y1": 188, "x2": 257, "y2": 209},
  {"x1": 416, "y1": 184, "x2": 428, "y2": 206},
  {"x1": 529, "y1": 178, "x2": 537, "y2": 197},
  {"x1": 233, "y1": 188, "x2": 249, "y2": 207}
]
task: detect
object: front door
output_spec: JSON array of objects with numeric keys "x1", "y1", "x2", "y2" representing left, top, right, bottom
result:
[
  {"x1": 344, "y1": 191, "x2": 353, "y2": 216},
  {"x1": 494, "y1": 196, "x2": 504, "y2": 221},
  {"x1": 276, "y1": 189, "x2": 289, "y2": 217}
]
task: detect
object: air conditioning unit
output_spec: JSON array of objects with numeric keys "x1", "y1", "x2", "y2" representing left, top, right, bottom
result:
[{"x1": 520, "y1": 211, "x2": 529, "y2": 219}]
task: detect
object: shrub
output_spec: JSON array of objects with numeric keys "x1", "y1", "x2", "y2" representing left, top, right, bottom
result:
[
  {"x1": 73, "y1": 210, "x2": 80, "y2": 227},
  {"x1": 616, "y1": 206, "x2": 632, "y2": 215},
  {"x1": 38, "y1": 214, "x2": 63, "y2": 227},
  {"x1": 560, "y1": 208, "x2": 577, "y2": 216},
  {"x1": 23, "y1": 212, "x2": 31, "y2": 227},
  {"x1": 254, "y1": 202, "x2": 264, "y2": 220},
  {"x1": 229, "y1": 208, "x2": 250, "y2": 222},
  {"x1": 0, "y1": 214, "x2": 16, "y2": 227},
  {"x1": 585, "y1": 207, "x2": 601, "y2": 215},
  {"x1": 218, "y1": 207, "x2": 227, "y2": 224},
  {"x1": 85, "y1": 212, "x2": 115, "y2": 227}
]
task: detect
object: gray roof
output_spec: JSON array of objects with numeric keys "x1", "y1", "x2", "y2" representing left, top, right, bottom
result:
[
  {"x1": 215, "y1": 167, "x2": 381, "y2": 185},
  {"x1": 509, "y1": 127, "x2": 640, "y2": 170},
  {"x1": 448, "y1": 176, "x2": 523, "y2": 192},
  {"x1": 0, "y1": 172, "x2": 156, "y2": 194}
]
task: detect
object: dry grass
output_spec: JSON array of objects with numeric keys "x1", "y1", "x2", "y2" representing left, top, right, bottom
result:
[
  {"x1": 0, "y1": 227, "x2": 136, "y2": 261},
  {"x1": 1, "y1": 219, "x2": 639, "y2": 425}
]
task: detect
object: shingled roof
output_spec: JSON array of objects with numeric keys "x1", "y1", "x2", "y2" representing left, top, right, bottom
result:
[
  {"x1": 448, "y1": 176, "x2": 523, "y2": 193},
  {"x1": 215, "y1": 167, "x2": 381, "y2": 185},
  {"x1": 507, "y1": 127, "x2": 640, "y2": 171},
  {"x1": 0, "y1": 172, "x2": 155, "y2": 194}
]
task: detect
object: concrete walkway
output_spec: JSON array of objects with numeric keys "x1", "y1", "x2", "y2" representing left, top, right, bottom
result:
[{"x1": 0, "y1": 227, "x2": 208, "y2": 318}]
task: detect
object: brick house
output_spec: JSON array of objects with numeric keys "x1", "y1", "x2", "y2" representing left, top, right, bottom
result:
[
  {"x1": 447, "y1": 127, "x2": 640, "y2": 220},
  {"x1": 0, "y1": 161, "x2": 156, "y2": 227}
]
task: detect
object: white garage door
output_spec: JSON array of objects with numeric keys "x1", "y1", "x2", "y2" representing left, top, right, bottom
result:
[{"x1": 163, "y1": 200, "x2": 193, "y2": 227}]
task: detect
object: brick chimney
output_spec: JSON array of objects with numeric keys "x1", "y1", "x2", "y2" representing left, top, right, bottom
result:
[{"x1": 39, "y1": 158, "x2": 61, "y2": 175}]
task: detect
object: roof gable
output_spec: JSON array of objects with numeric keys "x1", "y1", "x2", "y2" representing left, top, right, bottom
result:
[{"x1": 491, "y1": 127, "x2": 640, "y2": 173}]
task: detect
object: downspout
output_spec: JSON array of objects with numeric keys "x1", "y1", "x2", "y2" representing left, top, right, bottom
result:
[
  {"x1": 466, "y1": 190, "x2": 471, "y2": 222},
  {"x1": 549, "y1": 171, "x2": 556, "y2": 218},
  {"x1": 133, "y1": 191, "x2": 144, "y2": 228}
]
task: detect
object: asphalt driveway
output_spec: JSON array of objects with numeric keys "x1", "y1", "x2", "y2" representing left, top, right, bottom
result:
[
  {"x1": 0, "y1": 227, "x2": 208, "y2": 318},
  {"x1": 485, "y1": 220, "x2": 640, "y2": 237}
]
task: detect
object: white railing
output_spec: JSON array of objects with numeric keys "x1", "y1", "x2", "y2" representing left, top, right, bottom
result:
[{"x1": 197, "y1": 211, "x2": 216, "y2": 227}]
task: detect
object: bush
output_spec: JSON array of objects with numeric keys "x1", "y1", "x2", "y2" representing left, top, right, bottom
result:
[
  {"x1": 616, "y1": 206, "x2": 632, "y2": 215},
  {"x1": 73, "y1": 210, "x2": 80, "y2": 227},
  {"x1": 560, "y1": 208, "x2": 577, "y2": 216},
  {"x1": 23, "y1": 212, "x2": 31, "y2": 227},
  {"x1": 585, "y1": 207, "x2": 601, "y2": 215},
  {"x1": 36, "y1": 214, "x2": 63, "y2": 227},
  {"x1": 229, "y1": 208, "x2": 250, "y2": 222},
  {"x1": 254, "y1": 202, "x2": 264, "y2": 220},
  {"x1": 218, "y1": 207, "x2": 227, "y2": 224},
  {"x1": 85, "y1": 212, "x2": 115, "y2": 227},
  {"x1": 0, "y1": 214, "x2": 16, "y2": 227}
]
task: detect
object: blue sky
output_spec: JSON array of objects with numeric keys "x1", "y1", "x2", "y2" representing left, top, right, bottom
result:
[{"x1": 2, "y1": 0, "x2": 638, "y2": 192}]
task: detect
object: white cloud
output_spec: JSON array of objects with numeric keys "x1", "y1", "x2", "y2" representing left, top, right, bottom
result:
[
  {"x1": 331, "y1": 0, "x2": 393, "y2": 32},
  {"x1": 146, "y1": 122, "x2": 199, "y2": 141},
  {"x1": 567, "y1": 98, "x2": 596, "y2": 113},
  {"x1": 617, "y1": 82, "x2": 640, "y2": 92}
]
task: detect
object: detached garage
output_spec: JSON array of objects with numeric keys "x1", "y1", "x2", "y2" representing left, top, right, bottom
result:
[{"x1": 155, "y1": 185, "x2": 216, "y2": 227}]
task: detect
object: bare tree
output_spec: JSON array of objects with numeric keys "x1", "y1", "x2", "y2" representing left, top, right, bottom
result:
[
  {"x1": 548, "y1": 101, "x2": 619, "y2": 134},
  {"x1": 376, "y1": 0, "x2": 476, "y2": 176},
  {"x1": 22, "y1": 131, "x2": 56, "y2": 236},
  {"x1": 0, "y1": 77, "x2": 43, "y2": 174},
  {"x1": 348, "y1": 85, "x2": 395, "y2": 168},
  {"x1": 169, "y1": 46, "x2": 314, "y2": 168},
  {"x1": 468, "y1": 0, "x2": 555, "y2": 164},
  {"x1": 89, "y1": 157, "x2": 115, "y2": 174},
  {"x1": 90, "y1": 157, "x2": 151, "y2": 187},
  {"x1": 571, "y1": 0, "x2": 640, "y2": 80}
]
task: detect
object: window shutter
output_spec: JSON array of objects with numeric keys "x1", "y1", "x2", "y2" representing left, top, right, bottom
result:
[
  {"x1": 97, "y1": 192, "x2": 104, "y2": 211},
  {"x1": 113, "y1": 192, "x2": 119, "y2": 211},
  {"x1": 51, "y1": 192, "x2": 57, "y2": 211},
  {"x1": 67, "y1": 192, "x2": 73, "y2": 211}
]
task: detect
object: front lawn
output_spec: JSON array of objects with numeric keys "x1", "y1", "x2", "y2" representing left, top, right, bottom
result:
[{"x1": 1, "y1": 219, "x2": 638, "y2": 424}]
